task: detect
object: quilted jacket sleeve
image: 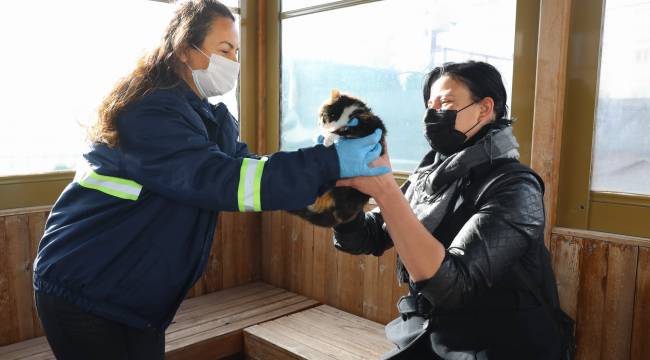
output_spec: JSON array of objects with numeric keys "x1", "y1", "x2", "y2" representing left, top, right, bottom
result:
[{"x1": 415, "y1": 172, "x2": 545, "y2": 311}]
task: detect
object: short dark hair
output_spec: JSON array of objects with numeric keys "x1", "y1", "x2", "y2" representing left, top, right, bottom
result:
[{"x1": 422, "y1": 61, "x2": 509, "y2": 120}]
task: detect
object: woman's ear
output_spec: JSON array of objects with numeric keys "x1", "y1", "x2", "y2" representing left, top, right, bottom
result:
[
  {"x1": 478, "y1": 97, "x2": 495, "y2": 122},
  {"x1": 178, "y1": 44, "x2": 191, "y2": 64}
]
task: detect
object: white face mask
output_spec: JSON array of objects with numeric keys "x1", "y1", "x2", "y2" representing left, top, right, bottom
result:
[{"x1": 187, "y1": 46, "x2": 240, "y2": 98}]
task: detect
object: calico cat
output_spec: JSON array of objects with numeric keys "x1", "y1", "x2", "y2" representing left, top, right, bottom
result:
[{"x1": 289, "y1": 89, "x2": 387, "y2": 227}]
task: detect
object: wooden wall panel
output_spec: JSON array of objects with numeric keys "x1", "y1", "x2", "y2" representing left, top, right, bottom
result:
[
  {"x1": 550, "y1": 231, "x2": 646, "y2": 360},
  {"x1": 0, "y1": 209, "x2": 261, "y2": 346},
  {"x1": 188, "y1": 212, "x2": 261, "y2": 296},
  {"x1": 324, "y1": 227, "x2": 340, "y2": 309},
  {"x1": 261, "y1": 211, "x2": 285, "y2": 287},
  {"x1": 311, "y1": 225, "x2": 329, "y2": 303},
  {"x1": 550, "y1": 233, "x2": 582, "y2": 320},
  {"x1": 261, "y1": 212, "x2": 413, "y2": 325},
  {"x1": 1, "y1": 214, "x2": 34, "y2": 346},
  {"x1": 632, "y1": 247, "x2": 650, "y2": 360},
  {"x1": 600, "y1": 244, "x2": 638, "y2": 360},
  {"x1": 337, "y1": 252, "x2": 365, "y2": 316},
  {"x1": 364, "y1": 249, "x2": 397, "y2": 322},
  {"x1": 576, "y1": 239, "x2": 608, "y2": 360},
  {"x1": 0, "y1": 216, "x2": 15, "y2": 346}
]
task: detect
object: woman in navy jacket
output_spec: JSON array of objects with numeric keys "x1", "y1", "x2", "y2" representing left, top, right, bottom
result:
[{"x1": 33, "y1": 1, "x2": 386, "y2": 359}]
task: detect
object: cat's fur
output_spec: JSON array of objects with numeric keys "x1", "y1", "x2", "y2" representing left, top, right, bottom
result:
[{"x1": 289, "y1": 90, "x2": 387, "y2": 227}]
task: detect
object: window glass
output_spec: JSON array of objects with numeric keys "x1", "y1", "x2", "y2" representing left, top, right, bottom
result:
[
  {"x1": 0, "y1": 0, "x2": 240, "y2": 177},
  {"x1": 282, "y1": 0, "x2": 338, "y2": 12},
  {"x1": 220, "y1": 0, "x2": 240, "y2": 8},
  {"x1": 591, "y1": 0, "x2": 650, "y2": 195},
  {"x1": 280, "y1": 0, "x2": 516, "y2": 171}
]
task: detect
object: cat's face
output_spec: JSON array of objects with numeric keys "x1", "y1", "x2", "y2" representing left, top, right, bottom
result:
[{"x1": 318, "y1": 89, "x2": 386, "y2": 147}]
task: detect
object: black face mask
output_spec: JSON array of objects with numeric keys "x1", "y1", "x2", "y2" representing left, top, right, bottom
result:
[{"x1": 423, "y1": 102, "x2": 479, "y2": 156}]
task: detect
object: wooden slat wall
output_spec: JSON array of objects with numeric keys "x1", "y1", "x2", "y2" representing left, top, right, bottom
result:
[
  {"x1": 0, "y1": 209, "x2": 261, "y2": 347},
  {"x1": 550, "y1": 229, "x2": 650, "y2": 360},
  {"x1": 0, "y1": 211, "x2": 46, "y2": 347},
  {"x1": 262, "y1": 212, "x2": 650, "y2": 359},
  {"x1": 261, "y1": 211, "x2": 407, "y2": 325}
]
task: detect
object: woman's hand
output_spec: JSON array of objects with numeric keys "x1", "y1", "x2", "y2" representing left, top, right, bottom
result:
[
  {"x1": 334, "y1": 129, "x2": 390, "y2": 178},
  {"x1": 339, "y1": 144, "x2": 445, "y2": 281},
  {"x1": 335, "y1": 144, "x2": 400, "y2": 202}
]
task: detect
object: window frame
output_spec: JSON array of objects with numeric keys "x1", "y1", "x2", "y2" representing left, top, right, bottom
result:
[
  {"x1": 557, "y1": 0, "x2": 650, "y2": 238},
  {"x1": 269, "y1": 0, "x2": 540, "y2": 184}
]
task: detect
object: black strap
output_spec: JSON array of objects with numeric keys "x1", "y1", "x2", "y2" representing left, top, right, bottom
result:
[{"x1": 397, "y1": 293, "x2": 434, "y2": 320}]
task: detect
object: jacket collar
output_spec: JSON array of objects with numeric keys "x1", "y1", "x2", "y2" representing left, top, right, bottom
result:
[{"x1": 176, "y1": 81, "x2": 217, "y2": 123}]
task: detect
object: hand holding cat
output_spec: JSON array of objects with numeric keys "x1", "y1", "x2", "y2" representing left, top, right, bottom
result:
[
  {"x1": 335, "y1": 128, "x2": 390, "y2": 178},
  {"x1": 336, "y1": 142, "x2": 398, "y2": 201}
]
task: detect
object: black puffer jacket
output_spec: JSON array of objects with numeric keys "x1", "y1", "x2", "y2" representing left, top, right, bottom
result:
[{"x1": 333, "y1": 156, "x2": 564, "y2": 359}]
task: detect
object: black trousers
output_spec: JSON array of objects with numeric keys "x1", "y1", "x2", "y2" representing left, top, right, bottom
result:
[{"x1": 35, "y1": 291, "x2": 164, "y2": 360}]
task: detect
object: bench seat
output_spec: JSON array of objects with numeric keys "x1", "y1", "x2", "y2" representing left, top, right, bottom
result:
[
  {"x1": 244, "y1": 305, "x2": 394, "y2": 360},
  {"x1": 0, "y1": 282, "x2": 318, "y2": 360}
]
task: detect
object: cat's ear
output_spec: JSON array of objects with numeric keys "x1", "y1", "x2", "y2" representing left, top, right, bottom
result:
[{"x1": 330, "y1": 89, "x2": 341, "y2": 101}]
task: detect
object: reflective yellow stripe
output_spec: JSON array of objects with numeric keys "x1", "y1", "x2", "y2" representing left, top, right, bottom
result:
[
  {"x1": 237, "y1": 157, "x2": 267, "y2": 211},
  {"x1": 77, "y1": 169, "x2": 142, "y2": 201}
]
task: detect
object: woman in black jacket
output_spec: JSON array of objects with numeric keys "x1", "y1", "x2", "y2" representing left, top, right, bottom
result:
[{"x1": 335, "y1": 61, "x2": 566, "y2": 359}]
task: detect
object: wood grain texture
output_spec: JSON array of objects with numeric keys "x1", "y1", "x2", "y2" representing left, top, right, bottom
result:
[
  {"x1": 243, "y1": 305, "x2": 393, "y2": 360},
  {"x1": 575, "y1": 239, "x2": 608, "y2": 360},
  {"x1": 600, "y1": 243, "x2": 638, "y2": 360},
  {"x1": 1, "y1": 215, "x2": 33, "y2": 345},
  {"x1": 311, "y1": 225, "x2": 329, "y2": 304},
  {"x1": 550, "y1": 233, "x2": 582, "y2": 319},
  {"x1": 631, "y1": 247, "x2": 650, "y2": 360},
  {"x1": 530, "y1": 0, "x2": 573, "y2": 247},
  {"x1": 261, "y1": 212, "x2": 412, "y2": 325}
]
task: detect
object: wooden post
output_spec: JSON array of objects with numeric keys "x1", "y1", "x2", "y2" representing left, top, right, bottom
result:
[{"x1": 530, "y1": 0, "x2": 573, "y2": 248}]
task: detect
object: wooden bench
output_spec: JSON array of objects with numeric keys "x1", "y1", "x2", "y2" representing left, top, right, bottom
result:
[
  {"x1": 0, "y1": 282, "x2": 318, "y2": 360},
  {"x1": 244, "y1": 305, "x2": 395, "y2": 360}
]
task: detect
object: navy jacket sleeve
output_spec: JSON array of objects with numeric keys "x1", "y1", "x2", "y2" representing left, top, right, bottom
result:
[
  {"x1": 117, "y1": 97, "x2": 340, "y2": 212},
  {"x1": 416, "y1": 173, "x2": 545, "y2": 311}
]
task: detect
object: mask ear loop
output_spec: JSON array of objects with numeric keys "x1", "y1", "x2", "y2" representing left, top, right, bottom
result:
[
  {"x1": 459, "y1": 102, "x2": 480, "y2": 135},
  {"x1": 185, "y1": 45, "x2": 210, "y2": 72},
  {"x1": 463, "y1": 119, "x2": 481, "y2": 135},
  {"x1": 192, "y1": 45, "x2": 211, "y2": 59}
]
